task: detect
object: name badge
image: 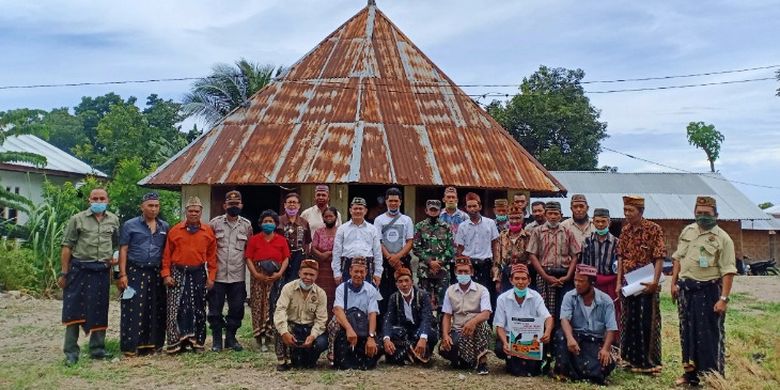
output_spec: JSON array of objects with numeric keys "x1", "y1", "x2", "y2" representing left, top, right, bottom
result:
[{"x1": 698, "y1": 256, "x2": 709, "y2": 268}]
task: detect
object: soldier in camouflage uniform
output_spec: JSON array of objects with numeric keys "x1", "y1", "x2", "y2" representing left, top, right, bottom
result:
[{"x1": 413, "y1": 200, "x2": 455, "y2": 314}]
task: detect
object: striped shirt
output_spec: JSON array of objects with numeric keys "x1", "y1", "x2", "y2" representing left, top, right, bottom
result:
[
  {"x1": 580, "y1": 233, "x2": 619, "y2": 275},
  {"x1": 527, "y1": 223, "x2": 581, "y2": 268}
]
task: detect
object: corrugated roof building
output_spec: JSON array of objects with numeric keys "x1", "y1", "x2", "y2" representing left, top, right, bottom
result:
[
  {"x1": 534, "y1": 171, "x2": 775, "y2": 262},
  {"x1": 141, "y1": 1, "x2": 563, "y2": 222}
]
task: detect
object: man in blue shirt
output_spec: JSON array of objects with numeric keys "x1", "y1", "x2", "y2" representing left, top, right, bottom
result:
[
  {"x1": 117, "y1": 192, "x2": 170, "y2": 356},
  {"x1": 555, "y1": 264, "x2": 617, "y2": 385}
]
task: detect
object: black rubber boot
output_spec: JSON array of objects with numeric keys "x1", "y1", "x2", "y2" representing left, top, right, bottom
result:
[
  {"x1": 225, "y1": 330, "x2": 243, "y2": 352},
  {"x1": 211, "y1": 328, "x2": 223, "y2": 352}
]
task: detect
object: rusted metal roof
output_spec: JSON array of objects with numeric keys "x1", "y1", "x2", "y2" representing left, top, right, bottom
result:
[{"x1": 141, "y1": 3, "x2": 564, "y2": 194}]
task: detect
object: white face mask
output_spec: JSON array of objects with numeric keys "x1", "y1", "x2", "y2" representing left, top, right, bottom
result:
[
  {"x1": 400, "y1": 288, "x2": 413, "y2": 298},
  {"x1": 299, "y1": 280, "x2": 313, "y2": 291}
]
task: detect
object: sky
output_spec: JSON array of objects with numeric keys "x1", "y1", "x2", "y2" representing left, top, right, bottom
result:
[{"x1": 1, "y1": 0, "x2": 779, "y2": 204}]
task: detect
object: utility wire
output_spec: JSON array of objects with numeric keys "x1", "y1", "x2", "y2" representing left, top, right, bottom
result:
[{"x1": 601, "y1": 146, "x2": 780, "y2": 190}]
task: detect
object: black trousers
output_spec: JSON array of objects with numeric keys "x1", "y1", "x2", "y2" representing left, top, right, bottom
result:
[
  {"x1": 207, "y1": 281, "x2": 247, "y2": 333},
  {"x1": 471, "y1": 258, "x2": 495, "y2": 320},
  {"x1": 378, "y1": 256, "x2": 412, "y2": 330}
]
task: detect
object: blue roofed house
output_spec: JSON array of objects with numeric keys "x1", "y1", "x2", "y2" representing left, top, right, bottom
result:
[
  {"x1": 0, "y1": 134, "x2": 107, "y2": 225},
  {"x1": 535, "y1": 171, "x2": 775, "y2": 263}
]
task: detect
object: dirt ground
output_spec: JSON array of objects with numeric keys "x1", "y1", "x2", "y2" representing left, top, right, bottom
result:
[{"x1": 0, "y1": 275, "x2": 777, "y2": 389}]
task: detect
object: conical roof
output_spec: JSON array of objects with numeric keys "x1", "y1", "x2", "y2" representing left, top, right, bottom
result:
[{"x1": 142, "y1": 2, "x2": 564, "y2": 194}]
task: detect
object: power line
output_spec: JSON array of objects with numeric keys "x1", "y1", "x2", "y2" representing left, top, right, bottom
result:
[
  {"x1": 586, "y1": 77, "x2": 775, "y2": 94},
  {"x1": 601, "y1": 146, "x2": 780, "y2": 190},
  {"x1": 0, "y1": 77, "x2": 200, "y2": 90}
]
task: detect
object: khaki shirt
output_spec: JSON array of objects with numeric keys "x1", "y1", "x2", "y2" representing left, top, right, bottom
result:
[
  {"x1": 209, "y1": 214, "x2": 253, "y2": 283},
  {"x1": 561, "y1": 218, "x2": 595, "y2": 246},
  {"x1": 672, "y1": 223, "x2": 737, "y2": 281},
  {"x1": 273, "y1": 279, "x2": 328, "y2": 338},
  {"x1": 300, "y1": 205, "x2": 342, "y2": 240},
  {"x1": 62, "y1": 209, "x2": 120, "y2": 261}
]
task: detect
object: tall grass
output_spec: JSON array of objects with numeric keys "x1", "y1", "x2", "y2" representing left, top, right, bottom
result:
[{"x1": 24, "y1": 202, "x2": 72, "y2": 295}]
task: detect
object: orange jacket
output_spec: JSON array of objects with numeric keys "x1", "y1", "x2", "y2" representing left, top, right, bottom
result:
[{"x1": 161, "y1": 222, "x2": 217, "y2": 281}]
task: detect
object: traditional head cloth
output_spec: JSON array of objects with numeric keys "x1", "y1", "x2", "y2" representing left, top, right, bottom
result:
[
  {"x1": 444, "y1": 186, "x2": 458, "y2": 195},
  {"x1": 571, "y1": 194, "x2": 588, "y2": 205},
  {"x1": 454, "y1": 256, "x2": 473, "y2": 269},
  {"x1": 142, "y1": 192, "x2": 159, "y2": 203},
  {"x1": 315, "y1": 185, "x2": 329, "y2": 193},
  {"x1": 185, "y1": 196, "x2": 203, "y2": 209},
  {"x1": 696, "y1": 196, "x2": 717, "y2": 208},
  {"x1": 350, "y1": 256, "x2": 368, "y2": 268},
  {"x1": 225, "y1": 190, "x2": 242, "y2": 203},
  {"x1": 623, "y1": 195, "x2": 645, "y2": 208},
  {"x1": 494, "y1": 199, "x2": 509, "y2": 207},
  {"x1": 576, "y1": 264, "x2": 598, "y2": 277},
  {"x1": 508, "y1": 205, "x2": 524, "y2": 217},
  {"x1": 426, "y1": 199, "x2": 442, "y2": 210},
  {"x1": 351, "y1": 197, "x2": 367, "y2": 207},
  {"x1": 300, "y1": 259, "x2": 319, "y2": 271},
  {"x1": 394, "y1": 267, "x2": 412, "y2": 280},
  {"x1": 593, "y1": 208, "x2": 610, "y2": 218},
  {"x1": 510, "y1": 263, "x2": 529, "y2": 277},
  {"x1": 544, "y1": 201, "x2": 562, "y2": 211}
]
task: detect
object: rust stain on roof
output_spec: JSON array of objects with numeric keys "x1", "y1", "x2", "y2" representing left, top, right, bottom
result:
[{"x1": 141, "y1": 3, "x2": 564, "y2": 194}]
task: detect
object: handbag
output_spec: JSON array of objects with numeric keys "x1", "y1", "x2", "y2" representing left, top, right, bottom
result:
[
  {"x1": 257, "y1": 259, "x2": 280, "y2": 275},
  {"x1": 545, "y1": 266, "x2": 568, "y2": 277},
  {"x1": 343, "y1": 282, "x2": 369, "y2": 338}
]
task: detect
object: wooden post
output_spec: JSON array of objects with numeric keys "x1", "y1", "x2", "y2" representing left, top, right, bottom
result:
[
  {"x1": 404, "y1": 185, "x2": 416, "y2": 221},
  {"x1": 299, "y1": 184, "x2": 315, "y2": 209},
  {"x1": 332, "y1": 184, "x2": 349, "y2": 223}
]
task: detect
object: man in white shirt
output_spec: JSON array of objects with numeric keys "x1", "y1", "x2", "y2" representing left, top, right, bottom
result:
[
  {"x1": 331, "y1": 197, "x2": 383, "y2": 287},
  {"x1": 300, "y1": 184, "x2": 342, "y2": 239},
  {"x1": 455, "y1": 192, "x2": 500, "y2": 312},
  {"x1": 373, "y1": 187, "x2": 415, "y2": 318}
]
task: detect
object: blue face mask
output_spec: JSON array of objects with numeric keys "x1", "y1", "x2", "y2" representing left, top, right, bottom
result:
[
  {"x1": 495, "y1": 215, "x2": 508, "y2": 222},
  {"x1": 186, "y1": 224, "x2": 200, "y2": 234},
  {"x1": 595, "y1": 227, "x2": 609, "y2": 236},
  {"x1": 456, "y1": 274, "x2": 471, "y2": 285},
  {"x1": 90, "y1": 202, "x2": 108, "y2": 214},
  {"x1": 387, "y1": 208, "x2": 400, "y2": 216},
  {"x1": 299, "y1": 280, "x2": 312, "y2": 291},
  {"x1": 514, "y1": 286, "x2": 528, "y2": 298},
  {"x1": 261, "y1": 223, "x2": 276, "y2": 234}
]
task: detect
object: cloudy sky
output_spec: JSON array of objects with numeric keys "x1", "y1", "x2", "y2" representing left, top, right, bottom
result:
[{"x1": 1, "y1": 0, "x2": 779, "y2": 204}]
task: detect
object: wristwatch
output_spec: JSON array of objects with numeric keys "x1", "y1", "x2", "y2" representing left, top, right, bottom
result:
[
  {"x1": 719, "y1": 296, "x2": 729, "y2": 303},
  {"x1": 368, "y1": 332, "x2": 376, "y2": 338}
]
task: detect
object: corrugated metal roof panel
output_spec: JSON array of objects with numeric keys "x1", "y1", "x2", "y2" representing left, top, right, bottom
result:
[
  {"x1": 741, "y1": 217, "x2": 780, "y2": 231},
  {"x1": 535, "y1": 171, "x2": 770, "y2": 221},
  {"x1": 0, "y1": 134, "x2": 107, "y2": 177},
  {"x1": 142, "y1": 3, "x2": 563, "y2": 194}
]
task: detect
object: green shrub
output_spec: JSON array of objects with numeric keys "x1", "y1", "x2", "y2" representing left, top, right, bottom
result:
[{"x1": 0, "y1": 244, "x2": 39, "y2": 292}]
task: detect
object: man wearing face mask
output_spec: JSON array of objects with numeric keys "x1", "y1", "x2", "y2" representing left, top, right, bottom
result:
[
  {"x1": 561, "y1": 194, "x2": 595, "y2": 246},
  {"x1": 493, "y1": 206, "x2": 531, "y2": 294},
  {"x1": 207, "y1": 190, "x2": 253, "y2": 352},
  {"x1": 59, "y1": 188, "x2": 120, "y2": 366},
  {"x1": 382, "y1": 267, "x2": 437, "y2": 365},
  {"x1": 579, "y1": 208, "x2": 620, "y2": 330},
  {"x1": 273, "y1": 259, "x2": 328, "y2": 370},
  {"x1": 374, "y1": 187, "x2": 415, "y2": 322},
  {"x1": 493, "y1": 199, "x2": 510, "y2": 233},
  {"x1": 555, "y1": 264, "x2": 618, "y2": 385},
  {"x1": 439, "y1": 258, "x2": 493, "y2": 375},
  {"x1": 279, "y1": 193, "x2": 311, "y2": 284},
  {"x1": 494, "y1": 263, "x2": 553, "y2": 377},
  {"x1": 440, "y1": 186, "x2": 469, "y2": 236},
  {"x1": 413, "y1": 199, "x2": 455, "y2": 314},
  {"x1": 161, "y1": 196, "x2": 217, "y2": 353},
  {"x1": 670, "y1": 196, "x2": 736, "y2": 387}
]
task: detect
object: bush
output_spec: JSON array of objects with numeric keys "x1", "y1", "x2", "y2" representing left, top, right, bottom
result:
[{"x1": 0, "y1": 244, "x2": 39, "y2": 292}]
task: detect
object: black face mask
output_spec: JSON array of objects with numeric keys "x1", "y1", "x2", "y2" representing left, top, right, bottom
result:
[
  {"x1": 324, "y1": 221, "x2": 337, "y2": 228},
  {"x1": 428, "y1": 216, "x2": 438, "y2": 223},
  {"x1": 226, "y1": 206, "x2": 241, "y2": 217}
]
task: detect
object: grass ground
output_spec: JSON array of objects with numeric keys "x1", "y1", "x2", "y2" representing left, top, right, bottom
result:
[{"x1": 1, "y1": 279, "x2": 778, "y2": 389}]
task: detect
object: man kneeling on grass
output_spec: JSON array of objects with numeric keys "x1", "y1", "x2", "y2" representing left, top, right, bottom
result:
[
  {"x1": 382, "y1": 267, "x2": 437, "y2": 365},
  {"x1": 273, "y1": 259, "x2": 328, "y2": 371},
  {"x1": 439, "y1": 257, "x2": 493, "y2": 375},
  {"x1": 555, "y1": 264, "x2": 617, "y2": 385}
]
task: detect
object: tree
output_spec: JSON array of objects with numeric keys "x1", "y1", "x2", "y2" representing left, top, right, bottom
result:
[
  {"x1": 0, "y1": 111, "x2": 47, "y2": 214},
  {"x1": 759, "y1": 202, "x2": 774, "y2": 210},
  {"x1": 776, "y1": 69, "x2": 780, "y2": 97},
  {"x1": 686, "y1": 121, "x2": 724, "y2": 173},
  {"x1": 183, "y1": 58, "x2": 282, "y2": 127},
  {"x1": 486, "y1": 66, "x2": 608, "y2": 170},
  {"x1": 108, "y1": 158, "x2": 180, "y2": 224}
]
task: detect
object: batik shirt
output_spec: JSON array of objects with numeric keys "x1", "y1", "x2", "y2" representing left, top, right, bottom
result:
[
  {"x1": 617, "y1": 218, "x2": 667, "y2": 273},
  {"x1": 493, "y1": 229, "x2": 530, "y2": 281}
]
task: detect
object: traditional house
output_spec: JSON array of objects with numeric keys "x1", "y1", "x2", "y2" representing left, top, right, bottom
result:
[
  {"x1": 141, "y1": 1, "x2": 564, "y2": 223},
  {"x1": 0, "y1": 134, "x2": 107, "y2": 225},
  {"x1": 535, "y1": 171, "x2": 772, "y2": 263}
]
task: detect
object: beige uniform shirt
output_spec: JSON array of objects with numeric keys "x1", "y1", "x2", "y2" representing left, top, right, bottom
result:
[
  {"x1": 561, "y1": 218, "x2": 595, "y2": 246},
  {"x1": 672, "y1": 223, "x2": 737, "y2": 281},
  {"x1": 273, "y1": 279, "x2": 328, "y2": 338},
  {"x1": 209, "y1": 214, "x2": 253, "y2": 283},
  {"x1": 62, "y1": 209, "x2": 120, "y2": 261}
]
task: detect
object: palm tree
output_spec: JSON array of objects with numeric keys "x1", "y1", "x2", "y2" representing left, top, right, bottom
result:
[{"x1": 182, "y1": 58, "x2": 283, "y2": 127}]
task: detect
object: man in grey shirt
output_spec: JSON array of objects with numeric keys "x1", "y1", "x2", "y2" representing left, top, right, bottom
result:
[{"x1": 208, "y1": 190, "x2": 254, "y2": 352}]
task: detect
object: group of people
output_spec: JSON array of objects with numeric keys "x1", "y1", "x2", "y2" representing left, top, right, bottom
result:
[{"x1": 59, "y1": 185, "x2": 736, "y2": 386}]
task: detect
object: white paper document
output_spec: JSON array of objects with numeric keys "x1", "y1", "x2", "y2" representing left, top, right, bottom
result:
[{"x1": 621, "y1": 263, "x2": 665, "y2": 297}]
